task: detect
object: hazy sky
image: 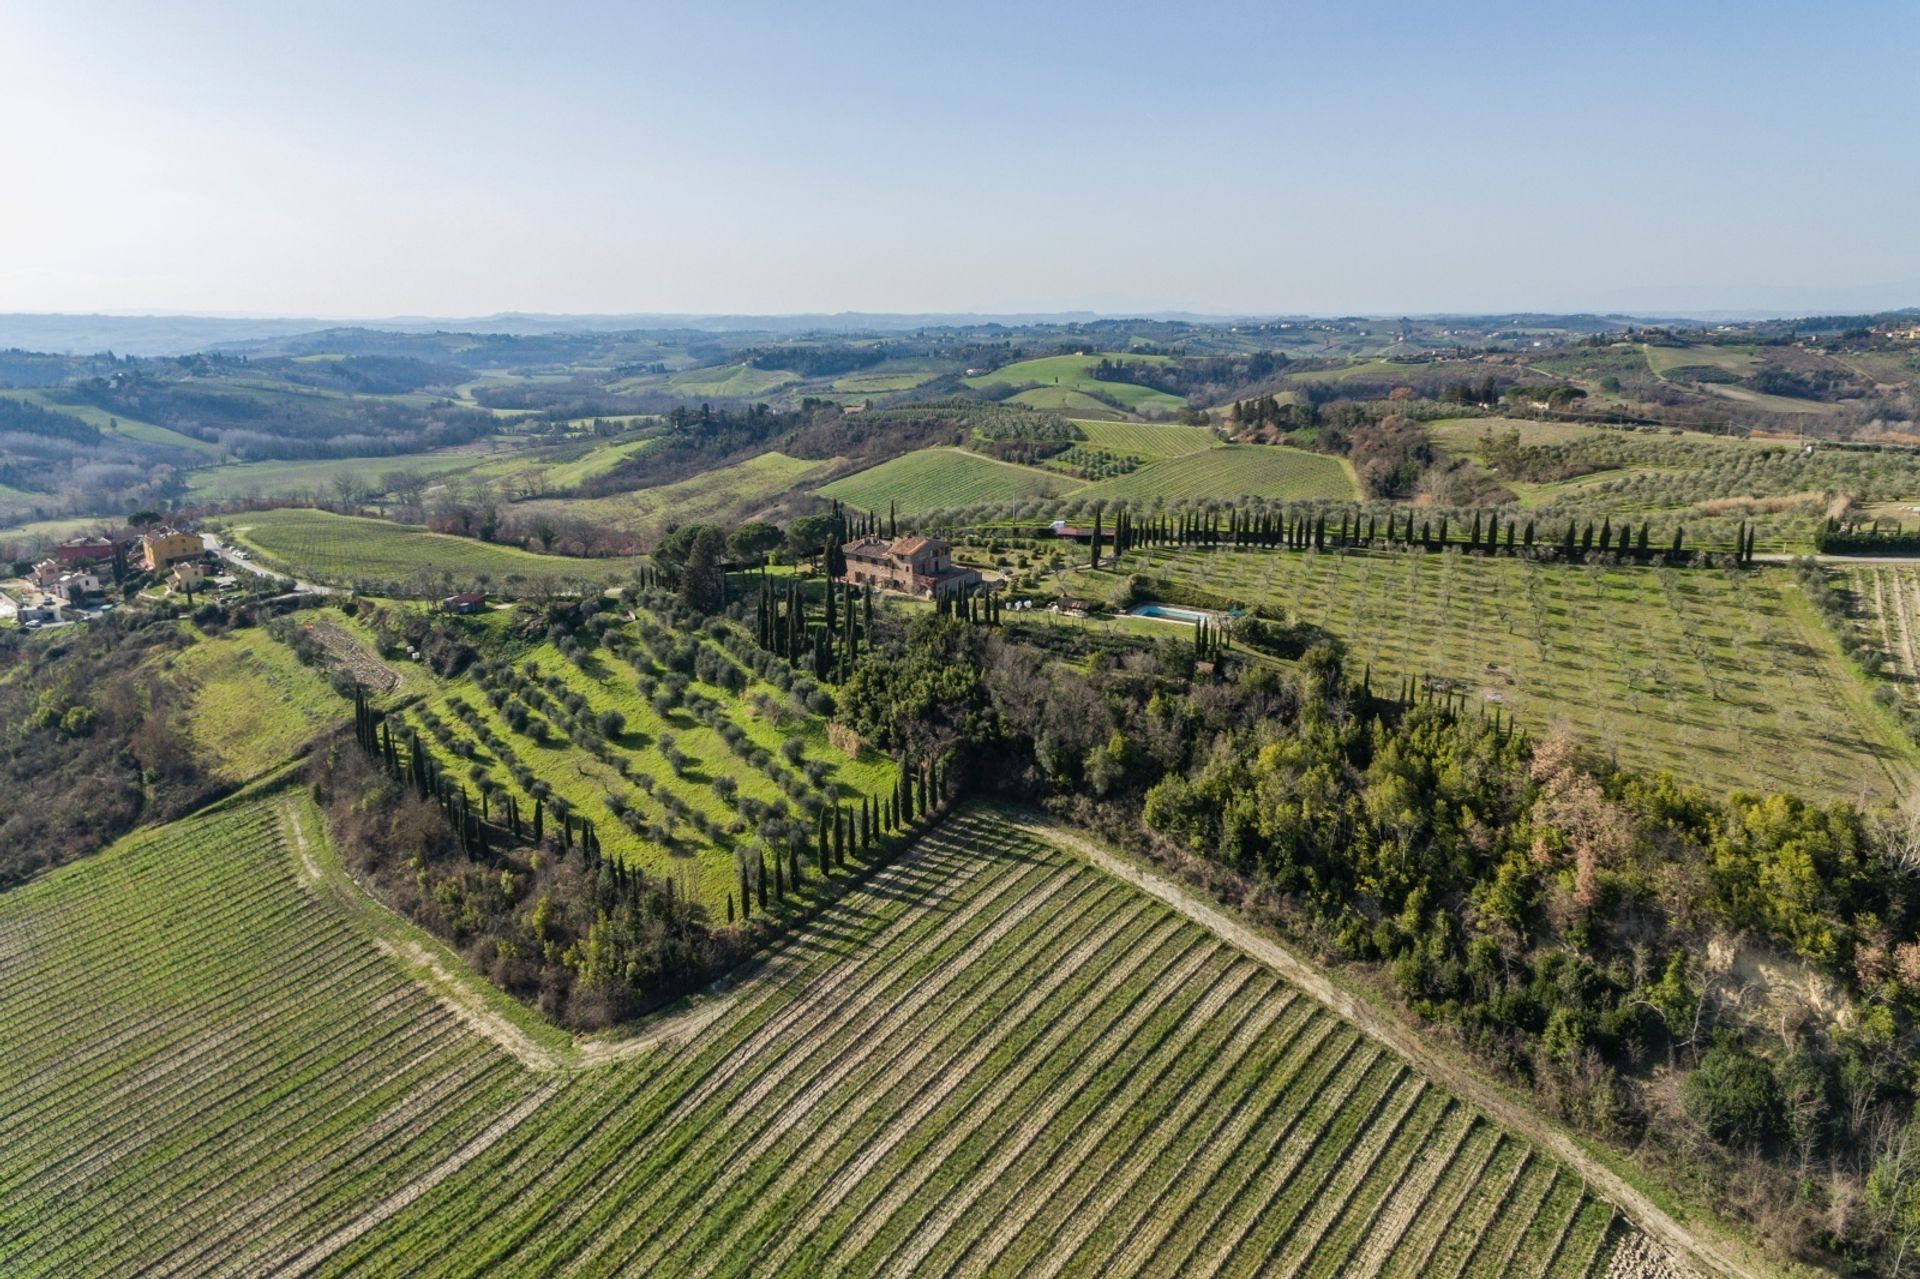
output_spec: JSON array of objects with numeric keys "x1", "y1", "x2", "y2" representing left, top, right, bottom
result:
[{"x1": 3, "y1": 0, "x2": 1916, "y2": 317}]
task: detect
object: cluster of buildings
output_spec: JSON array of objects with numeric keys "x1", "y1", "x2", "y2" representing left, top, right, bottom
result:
[
  {"x1": 20, "y1": 526, "x2": 210, "y2": 611},
  {"x1": 837, "y1": 534, "x2": 982, "y2": 598}
]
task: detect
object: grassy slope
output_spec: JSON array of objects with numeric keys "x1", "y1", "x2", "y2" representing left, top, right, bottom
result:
[
  {"x1": 968, "y1": 354, "x2": 1184, "y2": 414},
  {"x1": 220, "y1": 509, "x2": 632, "y2": 588},
  {"x1": 183, "y1": 430, "x2": 663, "y2": 504},
  {"x1": 524, "y1": 450, "x2": 838, "y2": 539},
  {"x1": 1008, "y1": 387, "x2": 1130, "y2": 416},
  {"x1": 3, "y1": 390, "x2": 229, "y2": 459},
  {"x1": 817, "y1": 448, "x2": 1068, "y2": 512},
  {"x1": 0, "y1": 799, "x2": 1645, "y2": 1277},
  {"x1": 666, "y1": 363, "x2": 796, "y2": 398},
  {"x1": 1073, "y1": 547, "x2": 1914, "y2": 801},
  {"x1": 1642, "y1": 344, "x2": 1758, "y2": 377},
  {"x1": 168, "y1": 627, "x2": 340, "y2": 781},
  {"x1": 185, "y1": 451, "x2": 491, "y2": 502}
]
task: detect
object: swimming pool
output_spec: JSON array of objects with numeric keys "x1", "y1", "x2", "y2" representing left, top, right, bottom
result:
[{"x1": 1128, "y1": 602, "x2": 1211, "y2": 624}]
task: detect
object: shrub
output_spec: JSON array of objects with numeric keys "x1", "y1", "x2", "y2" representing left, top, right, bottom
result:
[{"x1": 1683, "y1": 1041, "x2": 1785, "y2": 1149}]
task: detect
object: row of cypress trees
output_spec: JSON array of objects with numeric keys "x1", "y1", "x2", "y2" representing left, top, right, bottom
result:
[
  {"x1": 935, "y1": 581, "x2": 1001, "y2": 625},
  {"x1": 1075, "y1": 502, "x2": 1756, "y2": 566},
  {"x1": 351, "y1": 687, "x2": 600, "y2": 858},
  {"x1": 731, "y1": 753, "x2": 954, "y2": 922}
]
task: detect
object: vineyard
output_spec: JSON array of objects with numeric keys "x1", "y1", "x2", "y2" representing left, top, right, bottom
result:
[
  {"x1": 1071, "y1": 418, "x2": 1219, "y2": 458},
  {"x1": 221, "y1": 508, "x2": 634, "y2": 590},
  {"x1": 0, "y1": 796, "x2": 1662, "y2": 1276},
  {"x1": 0, "y1": 796, "x2": 539, "y2": 1275},
  {"x1": 1069, "y1": 546, "x2": 1914, "y2": 800}
]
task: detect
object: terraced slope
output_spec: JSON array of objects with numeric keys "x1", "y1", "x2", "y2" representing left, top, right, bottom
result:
[{"x1": 2, "y1": 794, "x2": 1664, "y2": 1276}]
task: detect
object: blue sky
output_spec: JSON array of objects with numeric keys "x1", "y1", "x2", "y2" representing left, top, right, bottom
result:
[{"x1": 2, "y1": 0, "x2": 1915, "y2": 316}]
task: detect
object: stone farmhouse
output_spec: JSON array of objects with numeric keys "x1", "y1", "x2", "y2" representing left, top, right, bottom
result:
[{"x1": 838, "y1": 534, "x2": 981, "y2": 599}]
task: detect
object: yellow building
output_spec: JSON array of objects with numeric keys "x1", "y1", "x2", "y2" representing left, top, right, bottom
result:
[
  {"x1": 167, "y1": 561, "x2": 208, "y2": 593},
  {"x1": 141, "y1": 528, "x2": 203, "y2": 573}
]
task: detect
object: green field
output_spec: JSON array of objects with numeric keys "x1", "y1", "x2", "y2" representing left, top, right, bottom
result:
[
  {"x1": 968, "y1": 354, "x2": 1185, "y2": 414},
  {"x1": 1075, "y1": 444, "x2": 1358, "y2": 503},
  {"x1": 1008, "y1": 387, "x2": 1130, "y2": 416},
  {"x1": 1642, "y1": 343, "x2": 1758, "y2": 378},
  {"x1": 0, "y1": 797, "x2": 1647, "y2": 1275},
  {"x1": 1074, "y1": 547, "x2": 1913, "y2": 800},
  {"x1": 665, "y1": 363, "x2": 797, "y2": 398},
  {"x1": 818, "y1": 447, "x2": 1069, "y2": 512},
  {"x1": 219, "y1": 509, "x2": 633, "y2": 590},
  {"x1": 0, "y1": 513, "x2": 126, "y2": 545},
  {"x1": 184, "y1": 432, "x2": 662, "y2": 504},
  {"x1": 1284, "y1": 358, "x2": 1434, "y2": 385},
  {"x1": 1072, "y1": 419, "x2": 1219, "y2": 458},
  {"x1": 831, "y1": 359, "x2": 951, "y2": 394}
]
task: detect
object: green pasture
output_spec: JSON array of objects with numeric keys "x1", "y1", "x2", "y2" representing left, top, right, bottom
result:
[
  {"x1": 818, "y1": 448, "x2": 1068, "y2": 513},
  {"x1": 218, "y1": 508, "x2": 633, "y2": 591}
]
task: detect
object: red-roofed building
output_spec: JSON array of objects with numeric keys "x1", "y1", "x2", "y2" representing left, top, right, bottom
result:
[{"x1": 839, "y1": 534, "x2": 981, "y2": 599}]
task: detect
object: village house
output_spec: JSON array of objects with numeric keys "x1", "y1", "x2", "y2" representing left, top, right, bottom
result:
[
  {"x1": 140, "y1": 528, "x2": 204, "y2": 574},
  {"x1": 53, "y1": 570, "x2": 103, "y2": 603},
  {"x1": 440, "y1": 591, "x2": 486, "y2": 614},
  {"x1": 167, "y1": 561, "x2": 208, "y2": 594},
  {"x1": 838, "y1": 534, "x2": 981, "y2": 599},
  {"x1": 53, "y1": 536, "x2": 120, "y2": 567}
]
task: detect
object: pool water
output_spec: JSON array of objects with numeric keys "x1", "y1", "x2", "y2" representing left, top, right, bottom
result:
[{"x1": 1129, "y1": 603, "x2": 1210, "y2": 623}]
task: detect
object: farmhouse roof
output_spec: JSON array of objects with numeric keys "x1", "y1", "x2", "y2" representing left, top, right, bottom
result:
[
  {"x1": 889, "y1": 535, "x2": 934, "y2": 555},
  {"x1": 842, "y1": 536, "x2": 893, "y2": 563}
]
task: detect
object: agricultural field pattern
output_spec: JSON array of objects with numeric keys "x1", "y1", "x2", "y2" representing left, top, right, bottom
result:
[{"x1": 0, "y1": 796, "x2": 1656, "y2": 1278}]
